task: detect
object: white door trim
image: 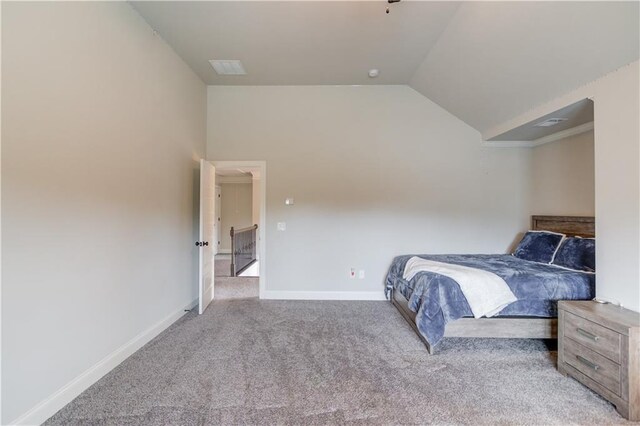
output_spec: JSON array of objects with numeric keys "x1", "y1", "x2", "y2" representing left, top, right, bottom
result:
[
  {"x1": 211, "y1": 161, "x2": 267, "y2": 299},
  {"x1": 198, "y1": 160, "x2": 215, "y2": 314}
]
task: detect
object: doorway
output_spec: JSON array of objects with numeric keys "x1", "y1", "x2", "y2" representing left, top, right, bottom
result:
[{"x1": 211, "y1": 161, "x2": 265, "y2": 302}]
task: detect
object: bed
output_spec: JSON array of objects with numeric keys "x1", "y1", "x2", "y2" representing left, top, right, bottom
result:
[{"x1": 386, "y1": 215, "x2": 596, "y2": 354}]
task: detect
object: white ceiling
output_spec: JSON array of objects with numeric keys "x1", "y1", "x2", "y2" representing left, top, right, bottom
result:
[
  {"x1": 131, "y1": 1, "x2": 460, "y2": 85},
  {"x1": 410, "y1": 1, "x2": 639, "y2": 133},
  {"x1": 131, "y1": 1, "x2": 639, "y2": 134}
]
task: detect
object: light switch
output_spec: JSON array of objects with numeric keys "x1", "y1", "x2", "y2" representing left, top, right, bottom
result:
[
  {"x1": 277, "y1": 222, "x2": 286, "y2": 231},
  {"x1": 285, "y1": 198, "x2": 294, "y2": 206}
]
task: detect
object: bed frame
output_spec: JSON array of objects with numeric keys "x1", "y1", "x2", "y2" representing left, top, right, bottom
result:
[{"x1": 390, "y1": 215, "x2": 595, "y2": 354}]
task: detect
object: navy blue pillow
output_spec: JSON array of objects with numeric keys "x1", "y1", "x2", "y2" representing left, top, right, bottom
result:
[
  {"x1": 513, "y1": 231, "x2": 565, "y2": 264},
  {"x1": 552, "y1": 237, "x2": 595, "y2": 272}
]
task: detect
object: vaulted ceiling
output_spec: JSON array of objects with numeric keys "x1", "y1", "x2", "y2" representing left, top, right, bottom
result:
[
  {"x1": 131, "y1": 1, "x2": 639, "y2": 134},
  {"x1": 409, "y1": 1, "x2": 639, "y2": 132},
  {"x1": 131, "y1": 1, "x2": 461, "y2": 85}
]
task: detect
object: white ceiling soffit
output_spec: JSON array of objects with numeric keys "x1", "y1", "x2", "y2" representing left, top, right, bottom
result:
[
  {"x1": 216, "y1": 167, "x2": 261, "y2": 179},
  {"x1": 410, "y1": 1, "x2": 639, "y2": 134},
  {"x1": 488, "y1": 98, "x2": 593, "y2": 143},
  {"x1": 215, "y1": 168, "x2": 252, "y2": 177},
  {"x1": 216, "y1": 168, "x2": 253, "y2": 184},
  {"x1": 130, "y1": 1, "x2": 461, "y2": 85}
]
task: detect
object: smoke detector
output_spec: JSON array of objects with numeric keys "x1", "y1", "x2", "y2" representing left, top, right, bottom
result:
[
  {"x1": 534, "y1": 118, "x2": 568, "y2": 127},
  {"x1": 209, "y1": 60, "x2": 247, "y2": 75},
  {"x1": 368, "y1": 69, "x2": 379, "y2": 78}
]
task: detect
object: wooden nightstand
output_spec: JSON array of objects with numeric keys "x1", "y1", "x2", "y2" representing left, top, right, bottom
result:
[{"x1": 558, "y1": 300, "x2": 640, "y2": 421}]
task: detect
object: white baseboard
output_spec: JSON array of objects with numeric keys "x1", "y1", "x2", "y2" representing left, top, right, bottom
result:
[
  {"x1": 261, "y1": 290, "x2": 386, "y2": 301},
  {"x1": 10, "y1": 299, "x2": 198, "y2": 426}
]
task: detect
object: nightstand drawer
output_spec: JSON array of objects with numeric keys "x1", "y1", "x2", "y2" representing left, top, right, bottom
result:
[
  {"x1": 564, "y1": 311, "x2": 621, "y2": 363},
  {"x1": 564, "y1": 337, "x2": 621, "y2": 396}
]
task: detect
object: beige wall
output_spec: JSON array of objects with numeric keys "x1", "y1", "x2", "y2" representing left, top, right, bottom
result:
[
  {"x1": 219, "y1": 182, "x2": 253, "y2": 252},
  {"x1": 531, "y1": 131, "x2": 595, "y2": 216},
  {"x1": 207, "y1": 85, "x2": 532, "y2": 297},
  {"x1": 593, "y1": 63, "x2": 639, "y2": 311},
  {"x1": 1, "y1": 3, "x2": 206, "y2": 423}
]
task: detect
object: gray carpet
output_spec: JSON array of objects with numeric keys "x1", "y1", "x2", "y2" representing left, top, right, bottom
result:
[
  {"x1": 215, "y1": 256, "x2": 232, "y2": 278},
  {"x1": 215, "y1": 276, "x2": 259, "y2": 300},
  {"x1": 214, "y1": 255, "x2": 259, "y2": 300},
  {"x1": 45, "y1": 300, "x2": 628, "y2": 425}
]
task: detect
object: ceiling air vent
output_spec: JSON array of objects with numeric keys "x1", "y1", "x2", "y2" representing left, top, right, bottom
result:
[
  {"x1": 209, "y1": 60, "x2": 246, "y2": 75},
  {"x1": 534, "y1": 118, "x2": 568, "y2": 127}
]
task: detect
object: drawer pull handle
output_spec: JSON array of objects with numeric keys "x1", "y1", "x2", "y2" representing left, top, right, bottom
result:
[
  {"x1": 577, "y1": 328, "x2": 599, "y2": 342},
  {"x1": 576, "y1": 355, "x2": 599, "y2": 371}
]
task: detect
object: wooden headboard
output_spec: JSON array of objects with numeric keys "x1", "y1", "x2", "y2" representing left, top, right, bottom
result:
[{"x1": 531, "y1": 215, "x2": 595, "y2": 237}]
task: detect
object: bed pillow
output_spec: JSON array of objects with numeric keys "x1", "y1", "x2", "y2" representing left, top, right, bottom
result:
[
  {"x1": 552, "y1": 237, "x2": 595, "y2": 272},
  {"x1": 512, "y1": 231, "x2": 565, "y2": 264}
]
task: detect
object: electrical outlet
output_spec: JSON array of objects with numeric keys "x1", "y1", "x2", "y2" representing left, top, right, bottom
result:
[
  {"x1": 349, "y1": 268, "x2": 356, "y2": 279},
  {"x1": 358, "y1": 270, "x2": 365, "y2": 279}
]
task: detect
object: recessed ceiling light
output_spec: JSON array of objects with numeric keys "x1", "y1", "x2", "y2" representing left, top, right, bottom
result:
[
  {"x1": 368, "y1": 69, "x2": 379, "y2": 78},
  {"x1": 209, "y1": 60, "x2": 246, "y2": 75},
  {"x1": 534, "y1": 118, "x2": 568, "y2": 127}
]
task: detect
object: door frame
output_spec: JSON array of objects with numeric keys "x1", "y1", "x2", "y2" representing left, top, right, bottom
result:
[
  {"x1": 198, "y1": 160, "x2": 216, "y2": 314},
  {"x1": 211, "y1": 160, "x2": 267, "y2": 299}
]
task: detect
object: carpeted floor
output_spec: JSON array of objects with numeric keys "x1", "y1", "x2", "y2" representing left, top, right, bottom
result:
[
  {"x1": 215, "y1": 256, "x2": 232, "y2": 278},
  {"x1": 215, "y1": 276, "x2": 259, "y2": 300},
  {"x1": 45, "y1": 300, "x2": 628, "y2": 425},
  {"x1": 214, "y1": 255, "x2": 259, "y2": 300}
]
